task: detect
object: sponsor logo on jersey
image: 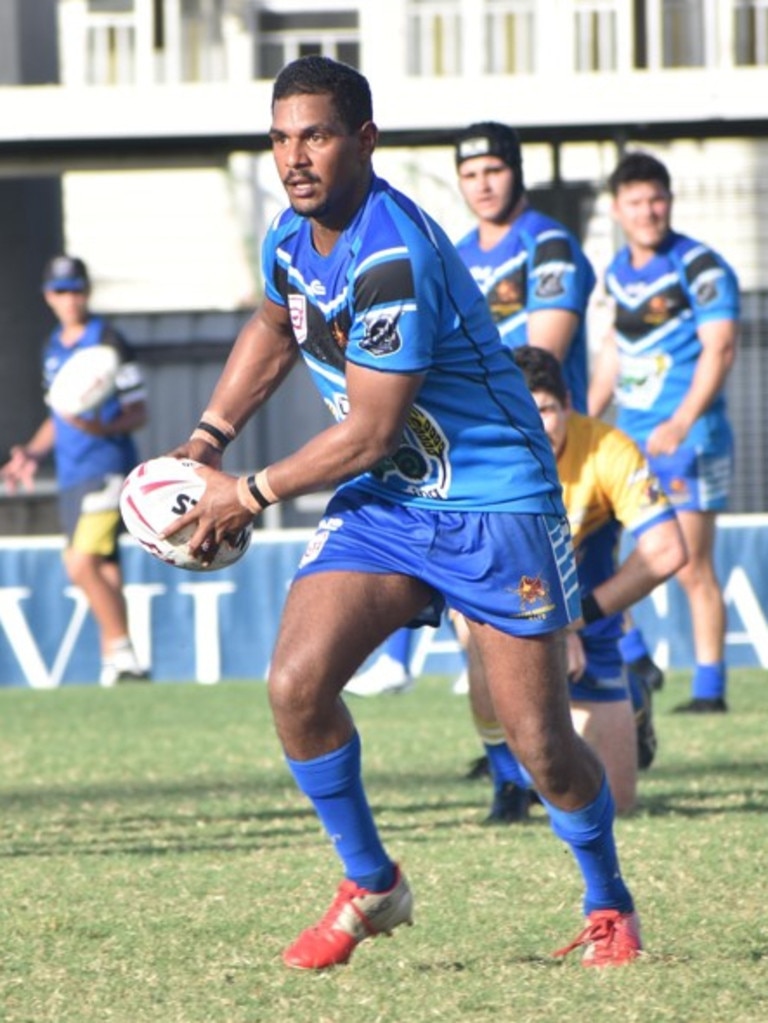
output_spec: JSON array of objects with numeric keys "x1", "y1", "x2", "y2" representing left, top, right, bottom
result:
[
  {"x1": 360, "y1": 312, "x2": 402, "y2": 356},
  {"x1": 534, "y1": 271, "x2": 565, "y2": 299},
  {"x1": 695, "y1": 280, "x2": 718, "y2": 305},
  {"x1": 289, "y1": 294, "x2": 308, "y2": 343}
]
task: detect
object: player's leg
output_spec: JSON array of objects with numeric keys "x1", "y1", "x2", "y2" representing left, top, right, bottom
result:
[
  {"x1": 570, "y1": 699, "x2": 637, "y2": 814},
  {"x1": 344, "y1": 627, "x2": 414, "y2": 696},
  {"x1": 60, "y1": 476, "x2": 146, "y2": 685},
  {"x1": 269, "y1": 568, "x2": 433, "y2": 969},
  {"x1": 460, "y1": 613, "x2": 531, "y2": 821},
  {"x1": 467, "y1": 622, "x2": 640, "y2": 963},
  {"x1": 672, "y1": 509, "x2": 727, "y2": 711}
]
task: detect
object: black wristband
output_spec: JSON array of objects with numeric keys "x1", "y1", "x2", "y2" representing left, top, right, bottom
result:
[
  {"x1": 196, "y1": 420, "x2": 231, "y2": 449},
  {"x1": 247, "y1": 473, "x2": 274, "y2": 509},
  {"x1": 580, "y1": 592, "x2": 605, "y2": 624}
]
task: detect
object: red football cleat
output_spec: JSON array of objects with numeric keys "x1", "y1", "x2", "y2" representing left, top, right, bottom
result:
[
  {"x1": 283, "y1": 866, "x2": 414, "y2": 970},
  {"x1": 553, "y1": 908, "x2": 642, "y2": 966}
]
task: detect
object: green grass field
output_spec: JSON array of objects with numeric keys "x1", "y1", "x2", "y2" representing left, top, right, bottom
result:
[{"x1": 1, "y1": 669, "x2": 767, "y2": 1023}]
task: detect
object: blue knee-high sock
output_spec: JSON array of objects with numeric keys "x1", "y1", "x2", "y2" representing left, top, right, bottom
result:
[
  {"x1": 619, "y1": 627, "x2": 650, "y2": 664},
  {"x1": 484, "y1": 742, "x2": 532, "y2": 790},
  {"x1": 286, "y1": 732, "x2": 395, "y2": 892},
  {"x1": 384, "y1": 627, "x2": 413, "y2": 671},
  {"x1": 692, "y1": 661, "x2": 726, "y2": 699},
  {"x1": 627, "y1": 670, "x2": 643, "y2": 714},
  {"x1": 540, "y1": 776, "x2": 634, "y2": 915}
]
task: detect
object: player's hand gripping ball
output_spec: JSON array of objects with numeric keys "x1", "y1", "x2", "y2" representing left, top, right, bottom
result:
[{"x1": 120, "y1": 456, "x2": 252, "y2": 571}]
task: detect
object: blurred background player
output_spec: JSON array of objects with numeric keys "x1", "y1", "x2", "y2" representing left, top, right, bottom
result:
[
  {"x1": 1, "y1": 255, "x2": 149, "y2": 686},
  {"x1": 348, "y1": 122, "x2": 662, "y2": 707},
  {"x1": 347, "y1": 120, "x2": 597, "y2": 698},
  {"x1": 459, "y1": 346, "x2": 687, "y2": 822},
  {"x1": 589, "y1": 152, "x2": 740, "y2": 713}
]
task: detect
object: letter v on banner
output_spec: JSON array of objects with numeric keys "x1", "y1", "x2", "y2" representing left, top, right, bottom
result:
[{"x1": 0, "y1": 586, "x2": 90, "y2": 689}]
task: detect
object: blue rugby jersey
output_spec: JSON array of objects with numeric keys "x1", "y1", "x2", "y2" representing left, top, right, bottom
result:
[
  {"x1": 605, "y1": 230, "x2": 740, "y2": 449},
  {"x1": 43, "y1": 317, "x2": 145, "y2": 489},
  {"x1": 262, "y1": 175, "x2": 564, "y2": 515},
  {"x1": 455, "y1": 207, "x2": 596, "y2": 412}
]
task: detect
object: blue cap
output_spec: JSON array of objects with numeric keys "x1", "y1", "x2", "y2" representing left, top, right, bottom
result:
[{"x1": 42, "y1": 255, "x2": 89, "y2": 292}]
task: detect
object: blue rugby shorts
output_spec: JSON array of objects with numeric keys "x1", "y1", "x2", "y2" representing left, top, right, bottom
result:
[
  {"x1": 645, "y1": 444, "x2": 732, "y2": 513},
  {"x1": 569, "y1": 671, "x2": 629, "y2": 703},
  {"x1": 294, "y1": 489, "x2": 581, "y2": 637}
]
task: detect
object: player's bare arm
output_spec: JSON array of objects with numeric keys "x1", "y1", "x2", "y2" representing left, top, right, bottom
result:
[
  {"x1": 171, "y1": 342, "x2": 424, "y2": 553},
  {"x1": 67, "y1": 398, "x2": 148, "y2": 437},
  {"x1": 587, "y1": 331, "x2": 620, "y2": 417},
  {"x1": 646, "y1": 318, "x2": 737, "y2": 456},
  {"x1": 527, "y1": 307, "x2": 579, "y2": 363},
  {"x1": 265, "y1": 361, "x2": 425, "y2": 501},
  {"x1": 581, "y1": 517, "x2": 687, "y2": 624},
  {"x1": 200, "y1": 297, "x2": 300, "y2": 440}
]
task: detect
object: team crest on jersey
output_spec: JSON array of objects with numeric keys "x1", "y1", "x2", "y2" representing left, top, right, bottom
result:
[
  {"x1": 330, "y1": 319, "x2": 348, "y2": 351},
  {"x1": 534, "y1": 271, "x2": 565, "y2": 299},
  {"x1": 360, "y1": 312, "x2": 402, "y2": 357},
  {"x1": 289, "y1": 294, "x2": 308, "y2": 344},
  {"x1": 371, "y1": 403, "x2": 451, "y2": 498},
  {"x1": 644, "y1": 294, "x2": 671, "y2": 325}
]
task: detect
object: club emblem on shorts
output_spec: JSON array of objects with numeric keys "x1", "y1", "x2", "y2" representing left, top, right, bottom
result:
[
  {"x1": 668, "y1": 476, "x2": 691, "y2": 506},
  {"x1": 517, "y1": 575, "x2": 549, "y2": 605},
  {"x1": 511, "y1": 574, "x2": 556, "y2": 619},
  {"x1": 289, "y1": 294, "x2": 308, "y2": 344}
]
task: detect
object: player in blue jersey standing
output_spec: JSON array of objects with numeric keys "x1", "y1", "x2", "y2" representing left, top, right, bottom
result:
[
  {"x1": 169, "y1": 56, "x2": 641, "y2": 969},
  {"x1": 589, "y1": 152, "x2": 740, "y2": 713},
  {"x1": 348, "y1": 122, "x2": 663, "y2": 719},
  {"x1": 346, "y1": 120, "x2": 597, "y2": 698},
  {"x1": 1, "y1": 256, "x2": 149, "y2": 686}
]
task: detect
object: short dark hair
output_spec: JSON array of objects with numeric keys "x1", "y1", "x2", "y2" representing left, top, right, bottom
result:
[
  {"x1": 608, "y1": 152, "x2": 671, "y2": 195},
  {"x1": 512, "y1": 345, "x2": 568, "y2": 406},
  {"x1": 272, "y1": 55, "x2": 373, "y2": 133}
]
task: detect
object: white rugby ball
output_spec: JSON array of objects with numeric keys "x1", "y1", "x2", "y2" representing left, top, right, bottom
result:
[
  {"x1": 119, "y1": 456, "x2": 252, "y2": 572},
  {"x1": 48, "y1": 344, "x2": 120, "y2": 416}
]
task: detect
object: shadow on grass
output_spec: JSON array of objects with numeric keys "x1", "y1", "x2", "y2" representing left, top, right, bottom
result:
[{"x1": 2, "y1": 758, "x2": 767, "y2": 860}]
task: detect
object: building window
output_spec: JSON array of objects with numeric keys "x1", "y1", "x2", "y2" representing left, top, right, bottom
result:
[
  {"x1": 85, "y1": 15, "x2": 137, "y2": 83},
  {"x1": 254, "y1": 10, "x2": 360, "y2": 79},
  {"x1": 484, "y1": 0, "x2": 536, "y2": 73},
  {"x1": 734, "y1": 0, "x2": 768, "y2": 65},
  {"x1": 662, "y1": 0, "x2": 705, "y2": 66},
  {"x1": 406, "y1": 0, "x2": 461, "y2": 75},
  {"x1": 574, "y1": 1, "x2": 619, "y2": 71}
]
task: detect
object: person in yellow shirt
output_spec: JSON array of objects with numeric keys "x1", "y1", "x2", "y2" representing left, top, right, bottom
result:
[{"x1": 460, "y1": 346, "x2": 687, "y2": 819}]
